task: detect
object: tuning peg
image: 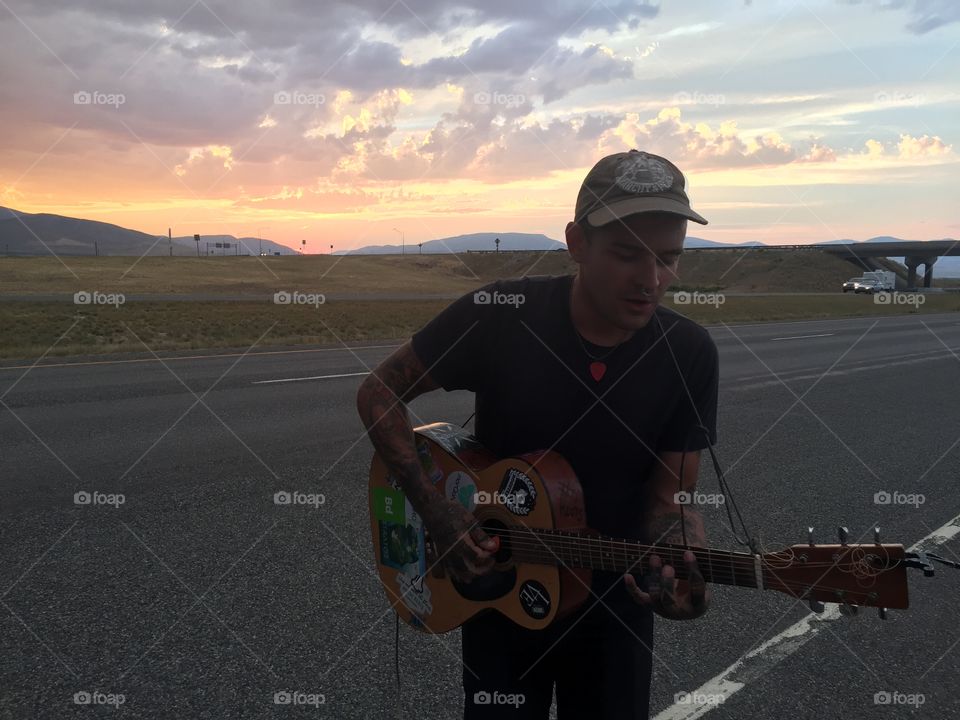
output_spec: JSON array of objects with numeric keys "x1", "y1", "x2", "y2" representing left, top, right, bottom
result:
[
  {"x1": 808, "y1": 599, "x2": 825, "y2": 613},
  {"x1": 838, "y1": 526, "x2": 849, "y2": 546},
  {"x1": 839, "y1": 603, "x2": 859, "y2": 616},
  {"x1": 874, "y1": 526, "x2": 881, "y2": 544},
  {"x1": 878, "y1": 607, "x2": 887, "y2": 620},
  {"x1": 808, "y1": 526, "x2": 815, "y2": 547}
]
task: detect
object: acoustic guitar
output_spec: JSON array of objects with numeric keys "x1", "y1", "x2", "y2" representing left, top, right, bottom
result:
[{"x1": 369, "y1": 422, "x2": 933, "y2": 633}]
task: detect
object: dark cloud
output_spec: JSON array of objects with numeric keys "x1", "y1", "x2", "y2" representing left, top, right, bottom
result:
[{"x1": 841, "y1": 0, "x2": 960, "y2": 33}]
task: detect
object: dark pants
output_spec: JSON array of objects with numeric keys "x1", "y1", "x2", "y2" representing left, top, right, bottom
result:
[{"x1": 461, "y1": 577, "x2": 655, "y2": 720}]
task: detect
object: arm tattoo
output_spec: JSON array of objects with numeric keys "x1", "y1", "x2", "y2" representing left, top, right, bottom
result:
[
  {"x1": 645, "y1": 509, "x2": 707, "y2": 548},
  {"x1": 356, "y1": 342, "x2": 442, "y2": 518}
]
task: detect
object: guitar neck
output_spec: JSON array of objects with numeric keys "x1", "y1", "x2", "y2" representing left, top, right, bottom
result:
[{"x1": 502, "y1": 526, "x2": 763, "y2": 589}]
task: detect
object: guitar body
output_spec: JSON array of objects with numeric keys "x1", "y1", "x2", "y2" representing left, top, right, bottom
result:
[{"x1": 368, "y1": 422, "x2": 591, "y2": 633}]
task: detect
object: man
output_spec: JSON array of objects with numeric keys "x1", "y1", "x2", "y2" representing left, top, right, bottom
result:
[{"x1": 356, "y1": 149, "x2": 719, "y2": 719}]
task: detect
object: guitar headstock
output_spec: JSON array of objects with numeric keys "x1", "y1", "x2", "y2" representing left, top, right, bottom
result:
[{"x1": 761, "y1": 527, "x2": 909, "y2": 617}]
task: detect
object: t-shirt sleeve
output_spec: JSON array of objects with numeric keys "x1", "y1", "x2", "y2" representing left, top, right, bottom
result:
[
  {"x1": 409, "y1": 281, "x2": 499, "y2": 393},
  {"x1": 657, "y1": 330, "x2": 719, "y2": 452}
]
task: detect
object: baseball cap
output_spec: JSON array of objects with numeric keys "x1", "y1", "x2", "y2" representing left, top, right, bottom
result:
[{"x1": 575, "y1": 149, "x2": 708, "y2": 227}]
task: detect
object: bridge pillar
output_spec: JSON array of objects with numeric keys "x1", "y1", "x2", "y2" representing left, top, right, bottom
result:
[
  {"x1": 906, "y1": 257, "x2": 920, "y2": 289},
  {"x1": 923, "y1": 257, "x2": 937, "y2": 288}
]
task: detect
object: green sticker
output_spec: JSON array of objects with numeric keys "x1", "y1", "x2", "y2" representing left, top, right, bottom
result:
[
  {"x1": 378, "y1": 521, "x2": 419, "y2": 570},
  {"x1": 373, "y1": 486, "x2": 406, "y2": 523}
]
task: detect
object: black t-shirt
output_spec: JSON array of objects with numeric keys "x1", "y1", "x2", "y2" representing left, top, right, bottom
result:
[{"x1": 410, "y1": 273, "x2": 719, "y2": 541}]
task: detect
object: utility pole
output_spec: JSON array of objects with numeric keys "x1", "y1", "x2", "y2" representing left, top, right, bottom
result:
[
  {"x1": 194, "y1": 234, "x2": 200, "y2": 257},
  {"x1": 168, "y1": 227, "x2": 172, "y2": 256}
]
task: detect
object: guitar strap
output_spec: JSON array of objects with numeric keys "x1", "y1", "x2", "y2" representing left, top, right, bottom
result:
[{"x1": 654, "y1": 313, "x2": 761, "y2": 555}]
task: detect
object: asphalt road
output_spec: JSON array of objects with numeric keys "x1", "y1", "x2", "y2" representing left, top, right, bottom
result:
[{"x1": 2, "y1": 312, "x2": 959, "y2": 719}]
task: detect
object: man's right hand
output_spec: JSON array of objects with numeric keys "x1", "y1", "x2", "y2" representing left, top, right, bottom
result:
[{"x1": 421, "y1": 498, "x2": 499, "y2": 582}]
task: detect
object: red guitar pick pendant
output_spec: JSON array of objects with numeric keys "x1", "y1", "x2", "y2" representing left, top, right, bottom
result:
[{"x1": 589, "y1": 361, "x2": 606, "y2": 381}]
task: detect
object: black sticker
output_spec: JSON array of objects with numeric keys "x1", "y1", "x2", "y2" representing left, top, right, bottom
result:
[
  {"x1": 519, "y1": 580, "x2": 551, "y2": 619},
  {"x1": 499, "y1": 468, "x2": 537, "y2": 516}
]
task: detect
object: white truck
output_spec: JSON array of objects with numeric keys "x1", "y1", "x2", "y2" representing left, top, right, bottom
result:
[{"x1": 861, "y1": 270, "x2": 896, "y2": 291}]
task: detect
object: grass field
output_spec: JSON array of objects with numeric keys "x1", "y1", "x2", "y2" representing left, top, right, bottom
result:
[
  {"x1": 1, "y1": 251, "x2": 957, "y2": 360},
  {"x1": 1, "y1": 293, "x2": 958, "y2": 362}
]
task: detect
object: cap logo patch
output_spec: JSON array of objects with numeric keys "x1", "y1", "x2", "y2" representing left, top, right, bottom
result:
[{"x1": 615, "y1": 153, "x2": 673, "y2": 194}]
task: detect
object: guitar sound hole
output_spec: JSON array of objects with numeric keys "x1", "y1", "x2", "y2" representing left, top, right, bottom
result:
[{"x1": 451, "y1": 520, "x2": 516, "y2": 601}]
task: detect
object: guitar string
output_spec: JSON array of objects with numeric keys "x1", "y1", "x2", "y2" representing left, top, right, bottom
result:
[
  {"x1": 481, "y1": 529, "x2": 897, "y2": 580},
  {"x1": 483, "y1": 526, "x2": 898, "y2": 567},
  {"x1": 497, "y1": 543, "x2": 891, "y2": 578},
  {"x1": 483, "y1": 545, "x2": 894, "y2": 598}
]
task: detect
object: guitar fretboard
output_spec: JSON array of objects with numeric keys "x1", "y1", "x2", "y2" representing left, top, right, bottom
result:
[{"x1": 493, "y1": 526, "x2": 762, "y2": 589}]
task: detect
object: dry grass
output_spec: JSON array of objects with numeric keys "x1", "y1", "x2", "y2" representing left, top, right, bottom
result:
[
  {"x1": 1, "y1": 293, "x2": 957, "y2": 362},
  {"x1": 1, "y1": 251, "x2": 957, "y2": 360}
]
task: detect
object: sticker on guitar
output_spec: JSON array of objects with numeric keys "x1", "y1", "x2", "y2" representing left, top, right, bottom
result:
[
  {"x1": 519, "y1": 580, "x2": 550, "y2": 619},
  {"x1": 396, "y1": 570, "x2": 433, "y2": 616},
  {"x1": 445, "y1": 471, "x2": 477, "y2": 511},
  {"x1": 499, "y1": 468, "x2": 537, "y2": 516}
]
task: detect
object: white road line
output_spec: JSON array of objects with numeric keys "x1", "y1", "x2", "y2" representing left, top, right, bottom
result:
[
  {"x1": 770, "y1": 333, "x2": 835, "y2": 341},
  {"x1": 251, "y1": 371, "x2": 370, "y2": 384},
  {"x1": 653, "y1": 512, "x2": 960, "y2": 720},
  {"x1": 730, "y1": 349, "x2": 960, "y2": 392},
  {"x1": 0, "y1": 344, "x2": 401, "y2": 372}
]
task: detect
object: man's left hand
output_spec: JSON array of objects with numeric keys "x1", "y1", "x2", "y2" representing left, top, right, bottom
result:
[{"x1": 624, "y1": 550, "x2": 710, "y2": 620}]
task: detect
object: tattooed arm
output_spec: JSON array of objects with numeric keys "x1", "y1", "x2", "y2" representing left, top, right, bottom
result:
[
  {"x1": 356, "y1": 341, "x2": 497, "y2": 581},
  {"x1": 623, "y1": 450, "x2": 710, "y2": 620}
]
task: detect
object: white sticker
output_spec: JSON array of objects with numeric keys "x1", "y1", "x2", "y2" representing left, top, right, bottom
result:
[
  {"x1": 445, "y1": 471, "x2": 477, "y2": 512},
  {"x1": 396, "y1": 570, "x2": 432, "y2": 616},
  {"x1": 405, "y1": 498, "x2": 422, "y2": 530}
]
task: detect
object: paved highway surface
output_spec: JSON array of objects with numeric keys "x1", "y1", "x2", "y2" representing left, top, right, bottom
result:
[{"x1": 2, "y1": 312, "x2": 959, "y2": 719}]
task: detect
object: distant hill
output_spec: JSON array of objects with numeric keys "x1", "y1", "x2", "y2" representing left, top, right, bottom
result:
[
  {"x1": 684, "y1": 237, "x2": 766, "y2": 248},
  {"x1": 1, "y1": 206, "x2": 956, "y2": 275},
  {"x1": 0, "y1": 206, "x2": 295, "y2": 256},
  {"x1": 336, "y1": 232, "x2": 565, "y2": 254}
]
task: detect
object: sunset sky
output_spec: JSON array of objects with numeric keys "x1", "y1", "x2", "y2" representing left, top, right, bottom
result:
[{"x1": 0, "y1": 0, "x2": 957, "y2": 251}]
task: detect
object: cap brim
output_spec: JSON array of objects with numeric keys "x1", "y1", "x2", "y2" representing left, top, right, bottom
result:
[{"x1": 586, "y1": 196, "x2": 708, "y2": 226}]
